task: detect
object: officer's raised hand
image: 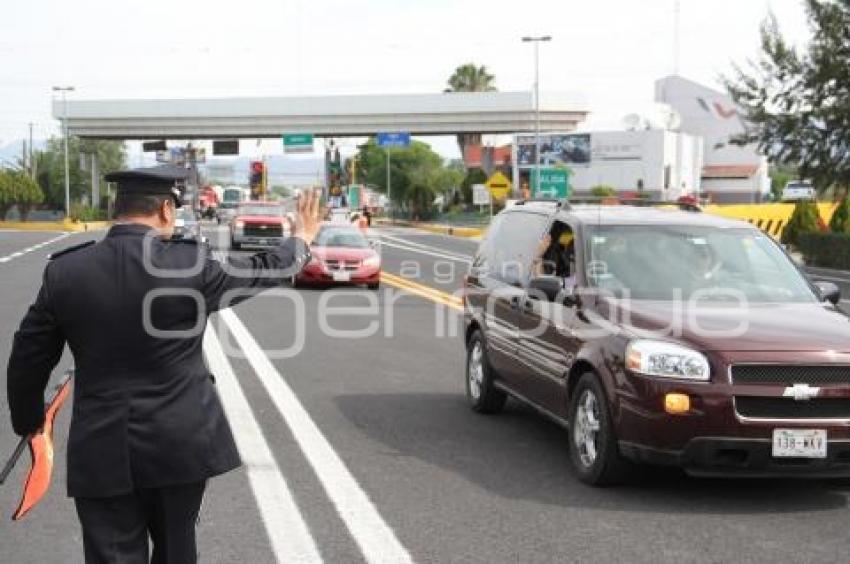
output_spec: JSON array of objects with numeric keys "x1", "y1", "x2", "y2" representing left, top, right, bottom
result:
[{"x1": 294, "y1": 189, "x2": 323, "y2": 245}]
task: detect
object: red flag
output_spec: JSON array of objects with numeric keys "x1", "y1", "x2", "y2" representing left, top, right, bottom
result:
[{"x1": 10, "y1": 374, "x2": 73, "y2": 521}]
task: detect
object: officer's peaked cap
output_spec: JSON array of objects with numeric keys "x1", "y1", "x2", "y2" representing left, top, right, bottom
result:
[{"x1": 105, "y1": 165, "x2": 189, "y2": 208}]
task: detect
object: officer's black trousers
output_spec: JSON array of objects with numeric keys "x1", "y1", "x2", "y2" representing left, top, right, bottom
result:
[{"x1": 74, "y1": 481, "x2": 206, "y2": 564}]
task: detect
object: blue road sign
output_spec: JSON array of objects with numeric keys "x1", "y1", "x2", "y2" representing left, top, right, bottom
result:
[{"x1": 376, "y1": 132, "x2": 411, "y2": 148}]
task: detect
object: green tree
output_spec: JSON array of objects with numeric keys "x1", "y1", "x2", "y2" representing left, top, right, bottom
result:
[
  {"x1": 0, "y1": 170, "x2": 15, "y2": 220},
  {"x1": 444, "y1": 63, "x2": 497, "y2": 160},
  {"x1": 725, "y1": 1, "x2": 850, "y2": 197},
  {"x1": 769, "y1": 165, "x2": 797, "y2": 201},
  {"x1": 829, "y1": 197, "x2": 850, "y2": 234},
  {"x1": 782, "y1": 199, "x2": 822, "y2": 246},
  {"x1": 355, "y1": 139, "x2": 448, "y2": 213},
  {"x1": 460, "y1": 168, "x2": 487, "y2": 205},
  {"x1": 35, "y1": 137, "x2": 126, "y2": 209},
  {"x1": 10, "y1": 171, "x2": 44, "y2": 220}
]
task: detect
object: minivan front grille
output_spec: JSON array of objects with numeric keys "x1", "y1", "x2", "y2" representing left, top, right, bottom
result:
[
  {"x1": 731, "y1": 365, "x2": 850, "y2": 385},
  {"x1": 735, "y1": 397, "x2": 850, "y2": 419}
]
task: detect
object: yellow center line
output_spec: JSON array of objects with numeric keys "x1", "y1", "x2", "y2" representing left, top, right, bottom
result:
[{"x1": 381, "y1": 271, "x2": 464, "y2": 311}]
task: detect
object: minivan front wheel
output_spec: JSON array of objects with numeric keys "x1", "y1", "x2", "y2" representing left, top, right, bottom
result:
[
  {"x1": 466, "y1": 330, "x2": 507, "y2": 414},
  {"x1": 568, "y1": 372, "x2": 630, "y2": 485}
]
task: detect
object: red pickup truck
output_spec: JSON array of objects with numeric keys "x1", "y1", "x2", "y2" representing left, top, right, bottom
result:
[{"x1": 229, "y1": 201, "x2": 290, "y2": 250}]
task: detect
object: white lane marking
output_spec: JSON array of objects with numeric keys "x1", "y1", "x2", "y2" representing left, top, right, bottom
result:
[
  {"x1": 203, "y1": 325, "x2": 323, "y2": 564},
  {"x1": 379, "y1": 239, "x2": 472, "y2": 265},
  {"x1": 219, "y1": 308, "x2": 414, "y2": 564},
  {"x1": 378, "y1": 232, "x2": 474, "y2": 261},
  {"x1": 0, "y1": 232, "x2": 71, "y2": 263}
]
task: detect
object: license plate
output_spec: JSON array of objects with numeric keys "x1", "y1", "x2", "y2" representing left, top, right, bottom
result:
[
  {"x1": 332, "y1": 271, "x2": 351, "y2": 282},
  {"x1": 258, "y1": 239, "x2": 267, "y2": 245},
  {"x1": 772, "y1": 429, "x2": 827, "y2": 458}
]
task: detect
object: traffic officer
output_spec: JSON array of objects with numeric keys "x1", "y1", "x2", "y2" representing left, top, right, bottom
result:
[{"x1": 6, "y1": 165, "x2": 321, "y2": 563}]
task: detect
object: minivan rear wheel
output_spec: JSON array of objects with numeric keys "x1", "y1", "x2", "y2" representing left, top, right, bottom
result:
[
  {"x1": 466, "y1": 330, "x2": 507, "y2": 414},
  {"x1": 568, "y1": 372, "x2": 631, "y2": 486}
]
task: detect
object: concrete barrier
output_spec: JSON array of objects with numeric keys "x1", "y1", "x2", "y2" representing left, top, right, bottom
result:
[{"x1": 0, "y1": 220, "x2": 111, "y2": 232}]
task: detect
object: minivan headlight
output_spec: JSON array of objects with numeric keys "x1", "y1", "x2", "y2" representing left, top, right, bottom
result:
[{"x1": 625, "y1": 340, "x2": 710, "y2": 381}]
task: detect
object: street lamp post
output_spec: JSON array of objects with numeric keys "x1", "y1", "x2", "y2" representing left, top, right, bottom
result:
[
  {"x1": 522, "y1": 36, "x2": 551, "y2": 197},
  {"x1": 52, "y1": 86, "x2": 75, "y2": 218},
  {"x1": 386, "y1": 148, "x2": 391, "y2": 223}
]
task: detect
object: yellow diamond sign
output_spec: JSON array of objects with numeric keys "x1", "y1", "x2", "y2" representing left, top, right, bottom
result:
[{"x1": 485, "y1": 171, "x2": 511, "y2": 201}]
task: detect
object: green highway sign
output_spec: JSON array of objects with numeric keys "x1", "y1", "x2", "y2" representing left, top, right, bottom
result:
[
  {"x1": 283, "y1": 133, "x2": 314, "y2": 153},
  {"x1": 532, "y1": 168, "x2": 570, "y2": 199}
]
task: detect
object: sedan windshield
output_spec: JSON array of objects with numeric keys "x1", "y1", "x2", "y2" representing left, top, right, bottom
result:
[
  {"x1": 238, "y1": 205, "x2": 283, "y2": 216},
  {"x1": 584, "y1": 225, "x2": 817, "y2": 303},
  {"x1": 313, "y1": 227, "x2": 369, "y2": 248}
]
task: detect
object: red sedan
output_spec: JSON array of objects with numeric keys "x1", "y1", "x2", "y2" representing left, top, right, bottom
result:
[{"x1": 294, "y1": 224, "x2": 381, "y2": 289}]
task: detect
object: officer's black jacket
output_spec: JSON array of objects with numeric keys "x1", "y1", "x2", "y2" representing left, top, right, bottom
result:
[{"x1": 7, "y1": 223, "x2": 310, "y2": 498}]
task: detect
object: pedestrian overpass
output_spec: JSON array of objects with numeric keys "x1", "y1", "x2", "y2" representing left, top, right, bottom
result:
[{"x1": 52, "y1": 91, "x2": 587, "y2": 139}]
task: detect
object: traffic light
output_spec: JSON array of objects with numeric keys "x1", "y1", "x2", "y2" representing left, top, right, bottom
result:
[{"x1": 249, "y1": 160, "x2": 266, "y2": 200}]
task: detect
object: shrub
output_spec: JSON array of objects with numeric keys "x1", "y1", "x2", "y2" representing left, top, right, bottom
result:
[
  {"x1": 69, "y1": 203, "x2": 107, "y2": 222},
  {"x1": 829, "y1": 197, "x2": 850, "y2": 234},
  {"x1": 0, "y1": 170, "x2": 13, "y2": 220},
  {"x1": 590, "y1": 185, "x2": 617, "y2": 198},
  {"x1": 781, "y1": 200, "x2": 822, "y2": 247},
  {"x1": 798, "y1": 232, "x2": 850, "y2": 270},
  {"x1": 11, "y1": 172, "x2": 44, "y2": 221}
]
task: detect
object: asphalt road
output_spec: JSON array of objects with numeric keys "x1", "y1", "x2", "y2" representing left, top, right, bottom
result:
[{"x1": 2, "y1": 224, "x2": 850, "y2": 563}]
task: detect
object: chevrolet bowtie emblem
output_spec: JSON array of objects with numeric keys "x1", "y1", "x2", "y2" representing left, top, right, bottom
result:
[{"x1": 783, "y1": 383, "x2": 820, "y2": 401}]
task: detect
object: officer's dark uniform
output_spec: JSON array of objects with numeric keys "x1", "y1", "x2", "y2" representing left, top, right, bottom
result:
[{"x1": 6, "y1": 166, "x2": 311, "y2": 563}]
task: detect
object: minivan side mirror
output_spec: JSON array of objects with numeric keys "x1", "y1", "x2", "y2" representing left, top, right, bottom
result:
[
  {"x1": 814, "y1": 281, "x2": 841, "y2": 305},
  {"x1": 528, "y1": 276, "x2": 578, "y2": 306}
]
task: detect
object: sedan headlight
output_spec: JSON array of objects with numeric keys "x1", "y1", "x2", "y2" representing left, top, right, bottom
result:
[
  {"x1": 234, "y1": 220, "x2": 245, "y2": 229},
  {"x1": 625, "y1": 339, "x2": 710, "y2": 381},
  {"x1": 362, "y1": 254, "x2": 380, "y2": 268}
]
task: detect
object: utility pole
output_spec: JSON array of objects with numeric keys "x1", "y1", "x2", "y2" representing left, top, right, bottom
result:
[
  {"x1": 522, "y1": 36, "x2": 551, "y2": 197},
  {"x1": 673, "y1": 0, "x2": 681, "y2": 76},
  {"x1": 28, "y1": 122, "x2": 34, "y2": 180},
  {"x1": 52, "y1": 86, "x2": 75, "y2": 218}
]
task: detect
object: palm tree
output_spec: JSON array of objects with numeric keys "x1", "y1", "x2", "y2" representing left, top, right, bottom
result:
[{"x1": 444, "y1": 64, "x2": 497, "y2": 161}]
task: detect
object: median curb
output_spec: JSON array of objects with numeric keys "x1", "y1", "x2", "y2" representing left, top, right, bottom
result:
[
  {"x1": 374, "y1": 218, "x2": 485, "y2": 239},
  {"x1": 0, "y1": 220, "x2": 111, "y2": 232}
]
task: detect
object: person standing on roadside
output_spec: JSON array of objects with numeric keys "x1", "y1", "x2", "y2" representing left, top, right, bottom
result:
[{"x1": 6, "y1": 165, "x2": 322, "y2": 564}]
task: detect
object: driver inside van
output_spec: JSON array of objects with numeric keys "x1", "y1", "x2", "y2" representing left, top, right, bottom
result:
[{"x1": 532, "y1": 228, "x2": 577, "y2": 287}]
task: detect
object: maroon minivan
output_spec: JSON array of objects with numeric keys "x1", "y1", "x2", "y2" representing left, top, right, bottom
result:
[{"x1": 463, "y1": 200, "x2": 849, "y2": 485}]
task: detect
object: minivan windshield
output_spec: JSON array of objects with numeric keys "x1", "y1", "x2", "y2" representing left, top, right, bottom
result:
[{"x1": 584, "y1": 225, "x2": 818, "y2": 302}]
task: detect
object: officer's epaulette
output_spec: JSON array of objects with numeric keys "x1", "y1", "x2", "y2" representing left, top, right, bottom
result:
[{"x1": 48, "y1": 240, "x2": 96, "y2": 260}]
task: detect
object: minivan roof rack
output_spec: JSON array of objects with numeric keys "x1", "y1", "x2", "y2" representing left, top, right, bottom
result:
[{"x1": 514, "y1": 196, "x2": 702, "y2": 212}]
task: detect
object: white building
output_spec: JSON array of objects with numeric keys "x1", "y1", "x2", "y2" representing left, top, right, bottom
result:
[
  {"x1": 512, "y1": 129, "x2": 703, "y2": 201},
  {"x1": 655, "y1": 75, "x2": 770, "y2": 203}
]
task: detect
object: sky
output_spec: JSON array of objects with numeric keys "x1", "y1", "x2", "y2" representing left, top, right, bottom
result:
[{"x1": 0, "y1": 0, "x2": 811, "y2": 162}]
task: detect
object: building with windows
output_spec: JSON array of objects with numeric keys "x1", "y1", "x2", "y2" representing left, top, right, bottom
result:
[{"x1": 655, "y1": 75, "x2": 770, "y2": 203}]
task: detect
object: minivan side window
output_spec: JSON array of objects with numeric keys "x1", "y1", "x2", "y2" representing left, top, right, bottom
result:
[
  {"x1": 483, "y1": 211, "x2": 549, "y2": 285},
  {"x1": 472, "y1": 213, "x2": 503, "y2": 273}
]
